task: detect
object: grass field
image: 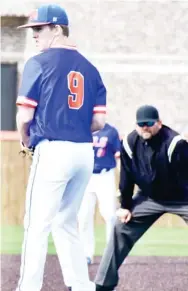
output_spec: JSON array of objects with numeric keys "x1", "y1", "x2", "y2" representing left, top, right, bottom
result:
[{"x1": 1, "y1": 224, "x2": 188, "y2": 256}]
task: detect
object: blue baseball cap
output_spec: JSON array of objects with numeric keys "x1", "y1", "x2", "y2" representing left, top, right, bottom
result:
[{"x1": 18, "y1": 4, "x2": 69, "y2": 28}]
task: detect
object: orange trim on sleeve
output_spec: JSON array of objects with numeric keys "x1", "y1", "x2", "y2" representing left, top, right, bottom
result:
[
  {"x1": 93, "y1": 110, "x2": 106, "y2": 114},
  {"x1": 16, "y1": 96, "x2": 38, "y2": 108},
  {"x1": 16, "y1": 103, "x2": 36, "y2": 108},
  {"x1": 93, "y1": 105, "x2": 106, "y2": 114},
  {"x1": 114, "y1": 151, "x2": 121, "y2": 158}
]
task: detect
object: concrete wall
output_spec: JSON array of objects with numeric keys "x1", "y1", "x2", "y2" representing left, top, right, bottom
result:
[{"x1": 1, "y1": 0, "x2": 188, "y2": 134}]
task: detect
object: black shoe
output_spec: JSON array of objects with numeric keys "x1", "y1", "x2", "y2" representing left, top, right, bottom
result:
[
  {"x1": 67, "y1": 287, "x2": 72, "y2": 291},
  {"x1": 96, "y1": 284, "x2": 116, "y2": 291}
]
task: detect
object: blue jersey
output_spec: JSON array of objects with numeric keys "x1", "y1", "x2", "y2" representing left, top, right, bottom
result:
[
  {"x1": 92, "y1": 123, "x2": 121, "y2": 173},
  {"x1": 16, "y1": 46, "x2": 106, "y2": 147}
]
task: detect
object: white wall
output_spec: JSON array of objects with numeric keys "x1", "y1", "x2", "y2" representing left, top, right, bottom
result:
[{"x1": 2, "y1": 0, "x2": 188, "y2": 134}]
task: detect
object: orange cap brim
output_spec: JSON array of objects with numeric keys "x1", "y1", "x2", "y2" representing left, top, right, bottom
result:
[{"x1": 17, "y1": 22, "x2": 51, "y2": 28}]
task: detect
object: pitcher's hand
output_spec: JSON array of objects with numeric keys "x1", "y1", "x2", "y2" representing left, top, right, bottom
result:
[{"x1": 116, "y1": 208, "x2": 132, "y2": 223}]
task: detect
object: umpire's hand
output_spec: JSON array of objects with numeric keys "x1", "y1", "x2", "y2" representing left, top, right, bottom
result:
[{"x1": 116, "y1": 208, "x2": 132, "y2": 223}]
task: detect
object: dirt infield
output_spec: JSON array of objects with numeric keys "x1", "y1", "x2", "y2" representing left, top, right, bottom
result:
[{"x1": 1, "y1": 255, "x2": 188, "y2": 291}]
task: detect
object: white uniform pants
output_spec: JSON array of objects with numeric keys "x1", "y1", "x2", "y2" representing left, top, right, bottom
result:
[
  {"x1": 78, "y1": 169, "x2": 117, "y2": 260},
  {"x1": 16, "y1": 140, "x2": 95, "y2": 291}
]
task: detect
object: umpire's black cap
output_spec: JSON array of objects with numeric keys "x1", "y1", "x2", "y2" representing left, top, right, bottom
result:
[{"x1": 136, "y1": 105, "x2": 159, "y2": 123}]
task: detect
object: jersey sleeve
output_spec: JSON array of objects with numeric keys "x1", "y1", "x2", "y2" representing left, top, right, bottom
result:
[
  {"x1": 16, "y1": 57, "x2": 42, "y2": 108},
  {"x1": 111, "y1": 127, "x2": 121, "y2": 158},
  {"x1": 93, "y1": 71, "x2": 106, "y2": 114}
]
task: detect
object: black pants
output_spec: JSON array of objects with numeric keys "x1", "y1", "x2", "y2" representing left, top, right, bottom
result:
[{"x1": 95, "y1": 195, "x2": 188, "y2": 291}]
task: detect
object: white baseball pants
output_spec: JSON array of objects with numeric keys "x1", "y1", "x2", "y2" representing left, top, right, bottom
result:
[
  {"x1": 78, "y1": 168, "x2": 117, "y2": 260},
  {"x1": 16, "y1": 140, "x2": 95, "y2": 291}
]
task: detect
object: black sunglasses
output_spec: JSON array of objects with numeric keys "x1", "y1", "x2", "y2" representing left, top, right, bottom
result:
[{"x1": 137, "y1": 121, "x2": 156, "y2": 127}]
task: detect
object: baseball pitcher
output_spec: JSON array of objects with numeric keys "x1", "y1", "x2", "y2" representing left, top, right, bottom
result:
[{"x1": 15, "y1": 4, "x2": 106, "y2": 291}]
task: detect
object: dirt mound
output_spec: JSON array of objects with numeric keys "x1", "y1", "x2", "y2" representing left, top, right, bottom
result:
[{"x1": 1, "y1": 255, "x2": 188, "y2": 291}]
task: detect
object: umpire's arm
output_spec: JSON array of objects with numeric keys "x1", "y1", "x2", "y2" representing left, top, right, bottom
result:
[
  {"x1": 119, "y1": 141, "x2": 135, "y2": 210},
  {"x1": 172, "y1": 139, "x2": 188, "y2": 190}
]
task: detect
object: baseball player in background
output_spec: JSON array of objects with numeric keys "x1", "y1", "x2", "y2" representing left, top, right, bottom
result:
[
  {"x1": 15, "y1": 4, "x2": 106, "y2": 291},
  {"x1": 79, "y1": 123, "x2": 121, "y2": 264}
]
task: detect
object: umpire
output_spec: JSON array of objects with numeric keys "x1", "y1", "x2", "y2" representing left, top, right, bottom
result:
[{"x1": 95, "y1": 105, "x2": 188, "y2": 291}]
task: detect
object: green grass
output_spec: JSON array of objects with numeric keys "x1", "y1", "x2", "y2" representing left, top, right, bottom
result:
[{"x1": 1, "y1": 224, "x2": 188, "y2": 256}]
